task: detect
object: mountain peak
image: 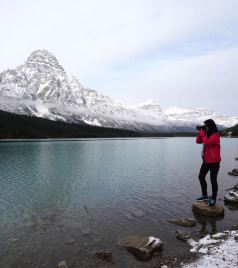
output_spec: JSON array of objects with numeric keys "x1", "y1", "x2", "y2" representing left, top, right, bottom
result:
[
  {"x1": 0, "y1": 50, "x2": 237, "y2": 131},
  {"x1": 26, "y1": 49, "x2": 64, "y2": 71}
]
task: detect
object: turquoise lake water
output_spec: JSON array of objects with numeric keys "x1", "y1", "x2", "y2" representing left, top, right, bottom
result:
[{"x1": 0, "y1": 138, "x2": 237, "y2": 267}]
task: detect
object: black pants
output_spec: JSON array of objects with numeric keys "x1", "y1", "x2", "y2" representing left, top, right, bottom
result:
[{"x1": 199, "y1": 162, "x2": 220, "y2": 200}]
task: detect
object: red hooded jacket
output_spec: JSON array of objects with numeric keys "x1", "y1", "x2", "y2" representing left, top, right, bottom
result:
[{"x1": 196, "y1": 130, "x2": 221, "y2": 163}]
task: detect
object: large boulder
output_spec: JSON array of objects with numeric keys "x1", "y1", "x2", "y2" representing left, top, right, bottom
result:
[
  {"x1": 167, "y1": 218, "x2": 196, "y2": 227},
  {"x1": 192, "y1": 200, "x2": 224, "y2": 217},
  {"x1": 228, "y1": 169, "x2": 238, "y2": 176},
  {"x1": 117, "y1": 235, "x2": 162, "y2": 261},
  {"x1": 224, "y1": 190, "x2": 238, "y2": 204}
]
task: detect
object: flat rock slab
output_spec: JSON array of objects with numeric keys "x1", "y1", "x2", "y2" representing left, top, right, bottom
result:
[
  {"x1": 228, "y1": 172, "x2": 238, "y2": 176},
  {"x1": 117, "y1": 235, "x2": 162, "y2": 261},
  {"x1": 167, "y1": 218, "x2": 196, "y2": 227},
  {"x1": 192, "y1": 200, "x2": 224, "y2": 217},
  {"x1": 228, "y1": 169, "x2": 238, "y2": 176}
]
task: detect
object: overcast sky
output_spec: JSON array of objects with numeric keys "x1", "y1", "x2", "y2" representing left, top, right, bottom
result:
[{"x1": 0, "y1": 0, "x2": 238, "y2": 116}]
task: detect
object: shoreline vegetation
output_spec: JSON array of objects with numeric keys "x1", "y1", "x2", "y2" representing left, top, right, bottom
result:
[
  {"x1": 220, "y1": 124, "x2": 238, "y2": 137},
  {"x1": 0, "y1": 110, "x2": 237, "y2": 140},
  {"x1": 0, "y1": 110, "x2": 197, "y2": 139}
]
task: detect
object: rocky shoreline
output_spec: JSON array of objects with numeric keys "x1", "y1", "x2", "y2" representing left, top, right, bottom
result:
[
  {"x1": 180, "y1": 227, "x2": 238, "y2": 268},
  {"x1": 55, "y1": 226, "x2": 238, "y2": 268}
]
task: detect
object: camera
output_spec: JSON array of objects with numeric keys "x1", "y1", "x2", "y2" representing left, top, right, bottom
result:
[{"x1": 196, "y1": 125, "x2": 206, "y2": 131}]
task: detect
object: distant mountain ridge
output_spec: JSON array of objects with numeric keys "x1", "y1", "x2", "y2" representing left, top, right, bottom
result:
[{"x1": 0, "y1": 49, "x2": 237, "y2": 132}]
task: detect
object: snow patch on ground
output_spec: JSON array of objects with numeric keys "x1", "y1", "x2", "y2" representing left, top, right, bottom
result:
[{"x1": 181, "y1": 230, "x2": 238, "y2": 268}]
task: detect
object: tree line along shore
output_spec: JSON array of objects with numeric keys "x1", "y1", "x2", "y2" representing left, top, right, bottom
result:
[{"x1": 0, "y1": 110, "x2": 237, "y2": 139}]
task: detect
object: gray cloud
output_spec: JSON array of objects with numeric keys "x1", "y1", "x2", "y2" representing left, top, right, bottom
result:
[{"x1": 0, "y1": 0, "x2": 238, "y2": 116}]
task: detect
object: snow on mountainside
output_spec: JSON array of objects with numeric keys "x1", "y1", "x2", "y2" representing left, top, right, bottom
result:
[
  {"x1": 164, "y1": 107, "x2": 238, "y2": 128},
  {"x1": 0, "y1": 49, "x2": 237, "y2": 132},
  {"x1": 131, "y1": 99, "x2": 163, "y2": 117}
]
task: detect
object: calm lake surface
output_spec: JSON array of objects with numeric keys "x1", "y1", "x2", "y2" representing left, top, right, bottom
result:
[{"x1": 0, "y1": 138, "x2": 238, "y2": 268}]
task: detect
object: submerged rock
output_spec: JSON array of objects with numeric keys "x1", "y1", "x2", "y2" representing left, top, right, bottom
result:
[
  {"x1": 234, "y1": 183, "x2": 238, "y2": 190},
  {"x1": 235, "y1": 157, "x2": 238, "y2": 161},
  {"x1": 224, "y1": 190, "x2": 238, "y2": 204},
  {"x1": 127, "y1": 207, "x2": 146, "y2": 218},
  {"x1": 64, "y1": 239, "x2": 75, "y2": 245},
  {"x1": 124, "y1": 212, "x2": 135, "y2": 220},
  {"x1": 192, "y1": 200, "x2": 224, "y2": 217},
  {"x1": 58, "y1": 260, "x2": 67, "y2": 268},
  {"x1": 175, "y1": 230, "x2": 191, "y2": 241},
  {"x1": 95, "y1": 251, "x2": 113, "y2": 262},
  {"x1": 79, "y1": 226, "x2": 91, "y2": 235},
  {"x1": 167, "y1": 218, "x2": 196, "y2": 227},
  {"x1": 227, "y1": 205, "x2": 238, "y2": 211},
  {"x1": 117, "y1": 235, "x2": 162, "y2": 261},
  {"x1": 228, "y1": 169, "x2": 238, "y2": 176},
  {"x1": 231, "y1": 224, "x2": 238, "y2": 231},
  {"x1": 159, "y1": 256, "x2": 178, "y2": 267}
]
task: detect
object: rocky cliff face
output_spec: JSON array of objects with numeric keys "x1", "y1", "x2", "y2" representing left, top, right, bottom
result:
[{"x1": 0, "y1": 49, "x2": 237, "y2": 132}]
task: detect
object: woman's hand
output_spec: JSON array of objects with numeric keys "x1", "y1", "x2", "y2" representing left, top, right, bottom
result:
[{"x1": 199, "y1": 130, "x2": 207, "y2": 137}]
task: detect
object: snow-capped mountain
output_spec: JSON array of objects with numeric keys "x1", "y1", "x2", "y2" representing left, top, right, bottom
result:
[
  {"x1": 0, "y1": 49, "x2": 237, "y2": 132},
  {"x1": 164, "y1": 107, "x2": 238, "y2": 128}
]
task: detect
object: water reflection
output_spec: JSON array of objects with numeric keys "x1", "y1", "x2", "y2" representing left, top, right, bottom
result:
[{"x1": 193, "y1": 213, "x2": 224, "y2": 236}]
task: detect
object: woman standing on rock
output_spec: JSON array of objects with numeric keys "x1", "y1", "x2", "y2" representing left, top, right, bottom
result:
[{"x1": 196, "y1": 119, "x2": 221, "y2": 206}]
